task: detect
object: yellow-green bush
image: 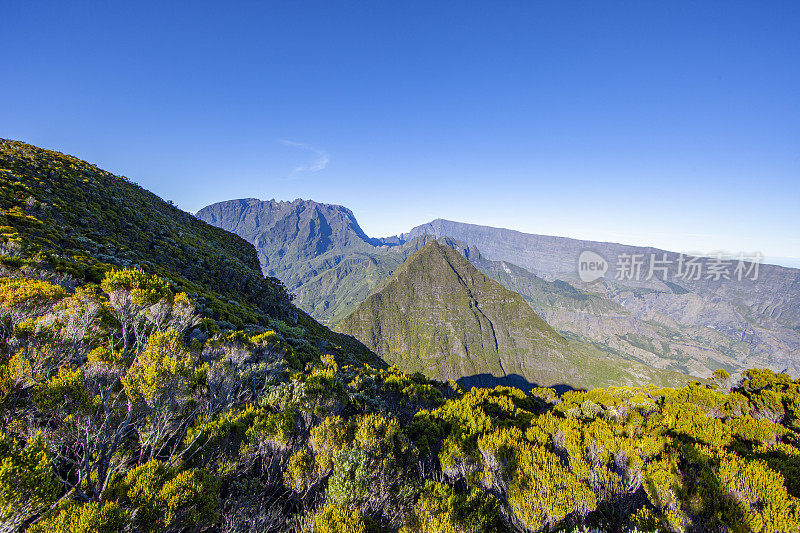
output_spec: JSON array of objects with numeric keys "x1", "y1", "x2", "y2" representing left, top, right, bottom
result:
[
  {"x1": 106, "y1": 460, "x2": 220, "y2": 532},
  {"x1": 0, "y1": 277, "x2": 67, "y2": 322},
  {"x1": 0, "y1": 431, "x2": 59, "y2": 524},
  {"x1": 478, "y1": 426, "x2": 596, "y2": 531},
  {"x1": 284, "y1": 448, "x2": 316, "y2": 492},
  {"x1": 182, "y1": 403, "x2": 265, "y2": 455},
  {"x1": 354, "y1": 413, "x2": 410, "y2": 461},
  {"x1": 29, "y1": 501, "x2": 127, "y2": 533},
  {"x1": 401, "y1": 481, "x2": 503, "y2": 533},
  {"x1": 243, "y1": 407, "x2": 295, "y2": 453},
  {"x1": 305, "y1": 503, "x2": 379, "y2": 533},
  {"x1": 716, "y1": 448, "x2": 800, "y2": 532},
  {"x1": 642, "y1": 454, "x2": 686, "y2": 531},
  {"x1": 121, "y1": 328, "x2": 193, "y2": 403},
  {"x1": 327, "y1": 448, "x2": 371, "y2": 507},
  {"x1": 310, "y1": 415, "x2": 352, "y2": 473},
  {"x1": 100, "y1": 268, "x2": 172, "y2": 306},
  {"x1": 33, "y1": 366, "x2": 91, "y2": 415}
]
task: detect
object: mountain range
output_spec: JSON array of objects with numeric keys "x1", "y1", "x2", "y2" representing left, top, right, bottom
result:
[
  {"x1": 198, "y1": 198, "x2": 800, "y2": 379},
  {"x1": 4, "y1": 139, "x2": 799, "y2": 533},
  {"x1": 388, "y1": 219, "x2": 800, "y2": 377}
]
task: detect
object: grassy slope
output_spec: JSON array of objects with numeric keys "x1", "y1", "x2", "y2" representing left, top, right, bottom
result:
[{"x1": 0, "y1": 138, "x2": 380, "y2": 366}]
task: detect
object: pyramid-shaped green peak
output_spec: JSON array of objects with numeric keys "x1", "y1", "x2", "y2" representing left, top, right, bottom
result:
[{"x1": 337, "y1": 240, "x2": 580, "y2": 388}]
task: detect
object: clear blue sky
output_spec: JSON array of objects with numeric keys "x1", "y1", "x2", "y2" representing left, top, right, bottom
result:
[{"x1": 2, "y1": 1, "x2": 799, "y2": 264}]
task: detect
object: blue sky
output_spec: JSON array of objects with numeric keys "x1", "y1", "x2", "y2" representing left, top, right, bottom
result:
[{"x1": 2, "y1": 1, "x2": 799, "y2": 265}]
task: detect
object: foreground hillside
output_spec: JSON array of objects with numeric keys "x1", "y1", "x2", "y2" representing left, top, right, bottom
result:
[
  {"x1": 1, "y1": 264, "x2": 799, "y2": 532},
  {"x1": 0, "y1": 139, "x2": 377, "y2": 366},
  {"x1": 0, "y1": 141, "x2": 290, "y2": 324}
]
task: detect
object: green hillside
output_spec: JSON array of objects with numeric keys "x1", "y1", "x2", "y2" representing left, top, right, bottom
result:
[
  {"x1": 0, "y1": 140, "x2": 290, "y2": 323},
  {"x1": 294, "y1": 235, "x2": 447, "y2": 325},
  {"x1": 0, "y1": 139, "x2": 378, "y2": 366},
  {"x1": 337, "y1": 240, "x2": 686, "y2": 390}
]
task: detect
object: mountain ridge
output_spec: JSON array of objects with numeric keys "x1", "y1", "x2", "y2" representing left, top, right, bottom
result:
[
  {"x1": 197, "y1": 198, "x2": 800, "y2": 378},
  {"x1": 337, "y1": 240, "x2": 578, "y2": 387}
]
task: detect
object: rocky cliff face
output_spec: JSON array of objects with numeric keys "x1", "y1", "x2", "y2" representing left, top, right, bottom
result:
[{"x1": 196, "y1": 198, "x2": 379, "y2": 280}]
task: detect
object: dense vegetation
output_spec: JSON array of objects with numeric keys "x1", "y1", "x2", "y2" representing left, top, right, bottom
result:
[
  {"x1": 1, "y1": 140, "x2": 798, "y2": 532},
  {"x1": 0, "y1": 139, "x2": 297, "y2": 327},
  {"x1": 0, "y1": 267, "x2": 799, "y2": 532}
]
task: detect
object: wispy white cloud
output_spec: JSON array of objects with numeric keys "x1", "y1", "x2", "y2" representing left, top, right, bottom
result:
[{"x1": 280, "y1": 140, "x2": 329, "y2": 178}]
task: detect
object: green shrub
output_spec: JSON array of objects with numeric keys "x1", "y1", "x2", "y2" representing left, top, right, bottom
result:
[
  {"x1": 107, "y1": 460, "x2": 220, "y2": 532},
  {"x1": 29, "y1": 501, "x2": 127, "y2": 533},
  {"x1": 0, "y1": 431, "x2": 59, "y2": 524},
  {"x1": 306, "y1": 503, "x2": 378, "y2": 533},
  {"x1": 402, "y1": 481, "x2": 504, "y2": 533},
  {"x1": 327, "y1": 449, "x2": 371, "y2": 507}
]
